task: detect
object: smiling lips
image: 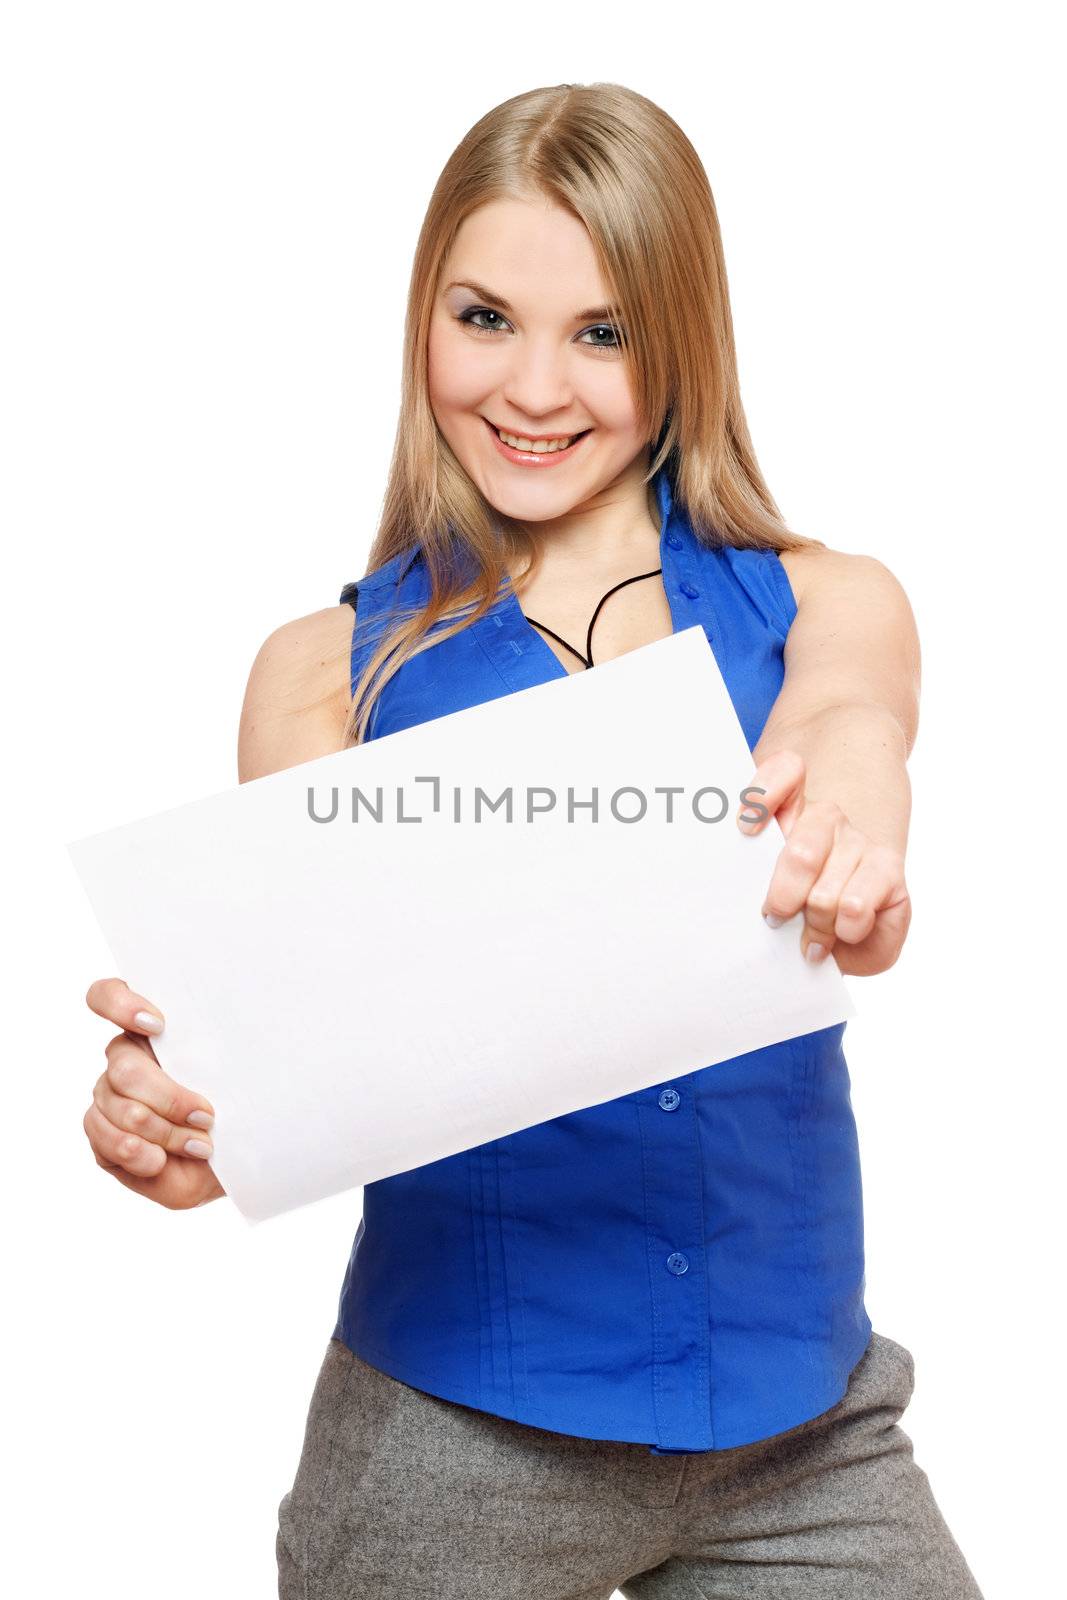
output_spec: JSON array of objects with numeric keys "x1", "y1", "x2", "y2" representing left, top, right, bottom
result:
[{"x1": 484, "y1": 416, "x2": 592, "y2": 466}]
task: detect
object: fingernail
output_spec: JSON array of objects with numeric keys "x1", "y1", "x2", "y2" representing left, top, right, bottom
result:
[
  {"x1": 739, "y1": 817, "x2": 762, "y2": 833},
  {"x1": 134, "y1": 1010, "x2": 164, "y2": 1034},
  {"x1": 186, "y1": 1110, "x2": 214, "y2": 1130},
  {"x1": 184, "y1": 1138, "x2": 213, "y2": 1159},
  {"x1": 805, "y1": 942, "x2": 827, "y2": 963},
  {"x1": 763, "y1": 912, "x2": 785, "y2": 928}
]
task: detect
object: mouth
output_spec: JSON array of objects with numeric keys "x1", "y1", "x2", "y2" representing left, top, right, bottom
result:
[{"x1": 483, "y1": 416, "x2": 593, "y2": 466}]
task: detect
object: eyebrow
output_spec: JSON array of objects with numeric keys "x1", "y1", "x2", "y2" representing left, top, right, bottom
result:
[{"x1": 444, "y1": 279, "x2": 616, "y2": 323}]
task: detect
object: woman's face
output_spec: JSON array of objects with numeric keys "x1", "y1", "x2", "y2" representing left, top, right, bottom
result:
[{"x1": 427, "y1": 195, "x2": 649, "y2": 525}]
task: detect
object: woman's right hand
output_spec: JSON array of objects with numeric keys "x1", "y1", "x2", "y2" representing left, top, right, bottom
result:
[{"x1": 82, "y1": 978, "x2": 225, "y2": 1211}]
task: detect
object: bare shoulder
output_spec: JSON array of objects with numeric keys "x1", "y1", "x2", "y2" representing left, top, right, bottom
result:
[
  {"x1": 778, "y1": 542, "x2": 913, "y2": 616},
  {"x1": 238, "y1": 603, "x2": 355, "y2": 783},
  {"x1": 774, "y1": 542, "x2": 921, "y2": 749}
]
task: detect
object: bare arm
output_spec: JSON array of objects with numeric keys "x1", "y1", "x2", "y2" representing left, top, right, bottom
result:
[
  {"x1": 755, "y1": 550, "x2": 921, "y2": 855},
  {"x1": 238, "y1": 603, "x2": 355, "y2": 782},
  {"x1": 738, "y1": 549, "x2": 921, "y2": 975}
]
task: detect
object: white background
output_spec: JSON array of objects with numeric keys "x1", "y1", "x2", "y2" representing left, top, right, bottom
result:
[{"x1": 3, "y1": 3, "x2": 1061, "y2": 1595}]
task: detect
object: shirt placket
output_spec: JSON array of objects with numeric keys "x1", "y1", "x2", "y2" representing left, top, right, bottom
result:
[{"x1": 638, "y1": 1077, "x2": 714, "y2": 1450}]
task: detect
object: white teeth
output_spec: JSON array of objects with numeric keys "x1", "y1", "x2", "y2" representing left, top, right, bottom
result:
[{"x1": 497, "y1": 427, "x2": 578, "y2": 453}]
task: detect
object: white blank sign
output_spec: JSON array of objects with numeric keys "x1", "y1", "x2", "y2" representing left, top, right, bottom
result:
[{"x1": 68, "y1": 625, "x2": 854, "y2": 1223}]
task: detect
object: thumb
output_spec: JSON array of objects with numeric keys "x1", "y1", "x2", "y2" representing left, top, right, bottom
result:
[{"x1": 737, "y1": 748, "x2": 806, "y2": 836}]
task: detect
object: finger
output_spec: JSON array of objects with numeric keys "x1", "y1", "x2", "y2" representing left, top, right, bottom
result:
[
  {"x1": 761, "y1": 805, "x2": 839, "y2": 929},
  {"x1": 737, "y1": 748, "x2": 806, "y2": 834},
  {"x1": 86, "y1": 976, "x2": 165, "y2": 1037},
  {"x1": 92, "y1": 1074, "x2": 214, "y2": 1160},
  {"x1": 104, "y1": 1032, "x2": 215, "y2": 1133},
  {"x1": 833, "y1": 850, "x2": 910, "y2": 945},
  {"x1": 802, "y1": 828, "x2": 867, "y2": 961},
  {"x1": 83, "y1": 1102, "x2": 167, "y2": 1179}
]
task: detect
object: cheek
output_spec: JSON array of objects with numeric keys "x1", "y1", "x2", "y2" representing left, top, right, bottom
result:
[
  {"x1": 581, "y1": 367, "x2": 642, "y2": 434},
  {"x1": 427, "y1": 324, "x2": 488, "y2": 414}
]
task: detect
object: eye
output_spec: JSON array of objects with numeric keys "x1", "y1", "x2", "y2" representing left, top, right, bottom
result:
[
  {"x1": 457, "y1": 307, "x2": 512, "y2": 336},
  {"x1": 579, "y1": 323, "x2": 625, "y2": 354}
]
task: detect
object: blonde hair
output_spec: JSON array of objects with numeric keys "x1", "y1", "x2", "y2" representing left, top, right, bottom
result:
[{"x1": 340, "y1": 81, "x2": 823, "y2": 747}]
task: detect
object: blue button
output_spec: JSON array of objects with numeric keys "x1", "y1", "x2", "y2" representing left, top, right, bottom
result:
[
  {"x1": 657, "y1": 1087, "x2": 680, "y2": 1111},
  {"x1": 679, "y1": 581, "x2": 700, "y2": 599},
  {"x1": 666, "y1": 1252, "x2": 689, "y2": 1275},
  {"x1": 666, "y1": 533, "x2": 683, "y2": 550}
]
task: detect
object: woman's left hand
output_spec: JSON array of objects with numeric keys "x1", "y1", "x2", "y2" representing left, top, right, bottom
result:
[{"x1": 737, "y1": 749, "x2": 911, "y2": 977}]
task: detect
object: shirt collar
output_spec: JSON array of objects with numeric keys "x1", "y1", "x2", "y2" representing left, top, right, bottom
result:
[{"x1": 652, "y1": 457, "x2": 675, "y2": 534}]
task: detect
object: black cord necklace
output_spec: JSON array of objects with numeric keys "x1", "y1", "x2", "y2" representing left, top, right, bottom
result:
[{"x1": 523, "y1": 568, "x2": 663, "y2": 670}]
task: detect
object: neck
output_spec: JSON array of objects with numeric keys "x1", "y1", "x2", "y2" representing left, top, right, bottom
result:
[{"x1": 504, "y1": 449, "x2": 661, "y2": 576}]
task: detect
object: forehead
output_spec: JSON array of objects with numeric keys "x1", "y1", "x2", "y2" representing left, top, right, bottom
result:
[{"x1": 443, "y1": 197, "x2": 612, "y2": 307}]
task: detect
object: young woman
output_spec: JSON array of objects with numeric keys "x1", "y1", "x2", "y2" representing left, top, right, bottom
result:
[{"x1": 81, "y1": 83, "x2": 985, "y2": 1598}]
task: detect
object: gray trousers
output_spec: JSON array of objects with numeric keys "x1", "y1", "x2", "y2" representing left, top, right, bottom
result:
[{"x1": 277, "y1": 1330, "x2": 985, "y2": 1599}]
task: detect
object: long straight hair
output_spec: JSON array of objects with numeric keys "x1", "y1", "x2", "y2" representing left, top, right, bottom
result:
[{"x1": 340, "y1": 82, "x2": 822, "y2": 747}]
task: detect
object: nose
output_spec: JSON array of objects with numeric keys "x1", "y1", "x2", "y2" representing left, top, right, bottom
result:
[{"x1": 500, "y1": 335, "x2": 575, "y2": 424}]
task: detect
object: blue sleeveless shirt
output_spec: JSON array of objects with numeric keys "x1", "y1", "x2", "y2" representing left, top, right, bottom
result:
[{"x1": 332, "y1": 462, "x2": 872, "y2": 1453}]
